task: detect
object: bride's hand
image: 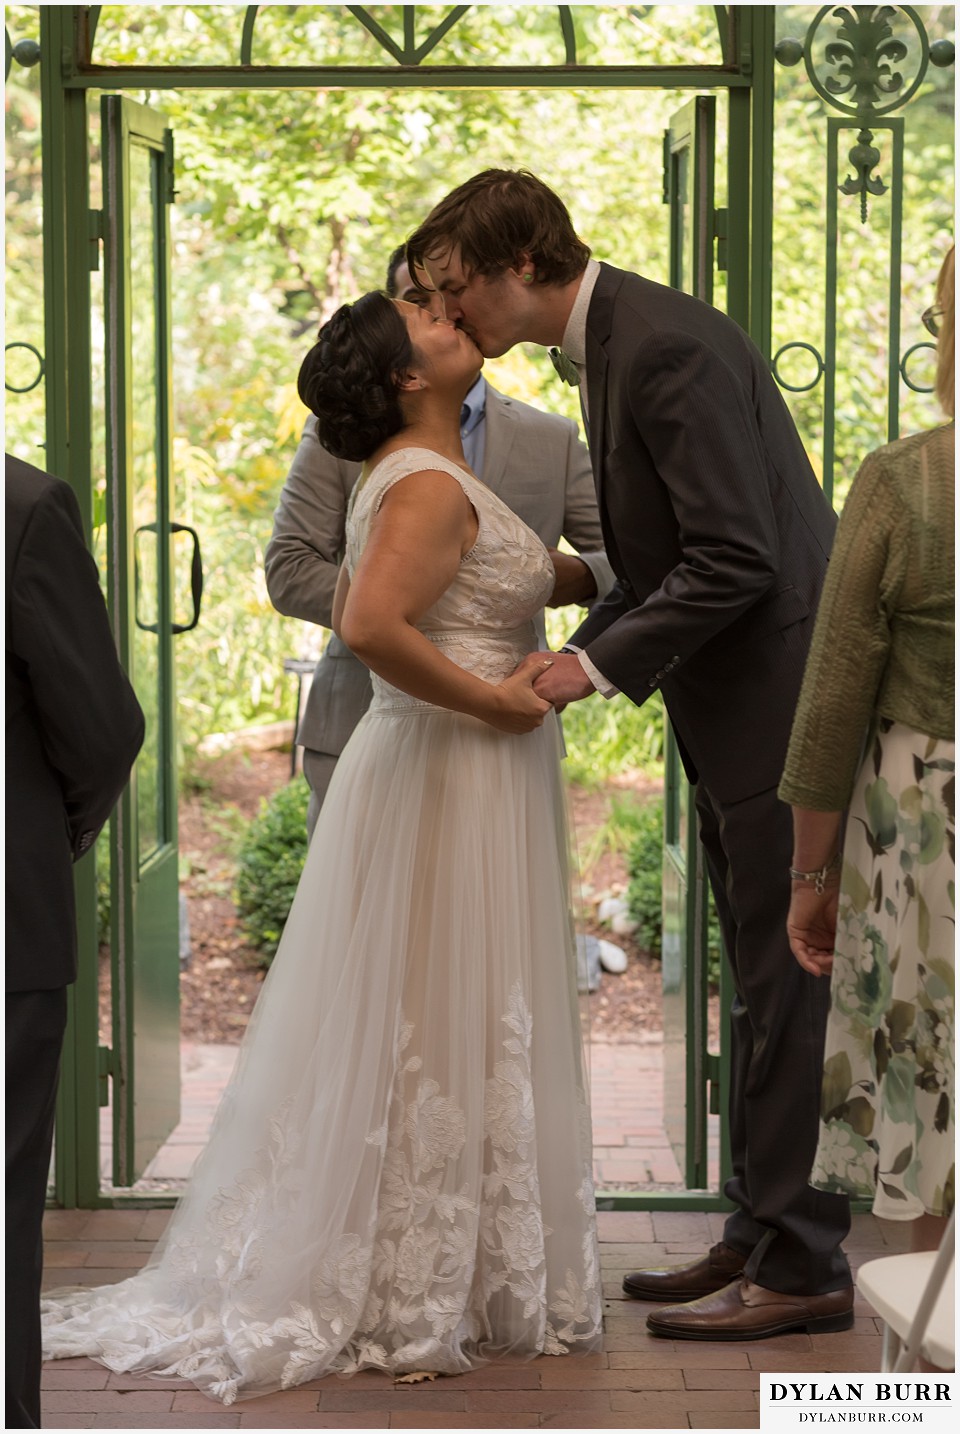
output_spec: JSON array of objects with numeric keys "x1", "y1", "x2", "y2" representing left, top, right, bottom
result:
[{"x1": 485, "y1": 660, "x2": 555, "y2": 733}]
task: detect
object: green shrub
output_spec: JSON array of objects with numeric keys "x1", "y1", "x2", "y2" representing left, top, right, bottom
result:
[
  {"x1": 624, "y1": 799, "x2": 666, "y2": 955},
  {"x1": 625, "y1": 797, "x2": 725, "y2": 983},
  {"x1": 96, "y1": 829, "x2": 111, "y2": 948},
  {"x1": 235, "y1": 777, "x2": 311, "y2": 965}
]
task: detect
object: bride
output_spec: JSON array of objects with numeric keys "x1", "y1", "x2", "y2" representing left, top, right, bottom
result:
[{"x1": 42, "y1": 290, "x2": 603, "y2": 1404}]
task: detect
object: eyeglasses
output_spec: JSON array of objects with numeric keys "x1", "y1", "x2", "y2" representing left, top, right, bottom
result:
[{"x1": 922, "y1": 305, "x2": 943, "y2": 337}]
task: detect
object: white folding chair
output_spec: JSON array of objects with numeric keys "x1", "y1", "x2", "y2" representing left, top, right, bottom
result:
[{"x1": 856, "y1": 1207, "x2": 955, "y2": 1371}]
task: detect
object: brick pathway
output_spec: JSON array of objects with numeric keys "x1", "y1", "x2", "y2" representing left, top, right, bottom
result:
[
  {"x1": 41, "y1": 1209, "x2": 907, "y2": 1429},
  {"x1": 103, "y1": 1038, "x2": 718, "y2": 1194}
]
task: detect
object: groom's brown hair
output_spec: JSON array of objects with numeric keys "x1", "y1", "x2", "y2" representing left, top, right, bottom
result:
[{"x1": 407, "y1": 169, "x2": 591, "y2": 287}]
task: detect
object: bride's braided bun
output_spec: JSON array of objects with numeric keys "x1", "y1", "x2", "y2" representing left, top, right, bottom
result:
[{"x1": 297, "y1": 292, "x2": 414, "y2": 462}]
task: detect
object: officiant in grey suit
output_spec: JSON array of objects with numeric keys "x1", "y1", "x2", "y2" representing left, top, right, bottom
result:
[
  {"x1": 408, "y1": 170, "x2": 853, "y2": 1344},
  {"x1": 266, "y1": 245, "x2": 614, "y2": 835}
]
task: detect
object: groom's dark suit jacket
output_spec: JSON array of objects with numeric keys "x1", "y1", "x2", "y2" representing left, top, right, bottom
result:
[
  {"x1": 5, "y1": 456, "x2": 144, "y2": 992},
  {"x1": 572, "y1": 264, "x2": 837, "y2": 804}
]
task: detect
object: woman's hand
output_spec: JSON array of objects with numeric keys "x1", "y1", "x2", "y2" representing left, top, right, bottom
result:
[
  {"x1": 786, "y1": 882, "x2": 840, "y2": 977},
  {"x1": 485, "y1": 659, "x2": 555, "y2": 734}
]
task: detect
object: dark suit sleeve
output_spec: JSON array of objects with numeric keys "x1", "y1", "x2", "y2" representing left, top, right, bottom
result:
[
  {"x1": 569, "y1": 579, "x2": 632, "y2": 648},
  {"x1": 577, "y1": 332, "x2": 780, "y2": 698},
  {"x1": 9, "y1": 482, "x2": 144, "y2": 859}
]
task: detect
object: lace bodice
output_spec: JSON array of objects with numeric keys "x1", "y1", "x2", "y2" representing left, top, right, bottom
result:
[{"x1": 345, "y1": 448, "x2": 555, "y2": 710}]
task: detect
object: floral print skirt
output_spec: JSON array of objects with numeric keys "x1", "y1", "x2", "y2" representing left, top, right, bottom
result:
[{"x1": 811, "y1": 719, "x2": 955, "y2": 1219}]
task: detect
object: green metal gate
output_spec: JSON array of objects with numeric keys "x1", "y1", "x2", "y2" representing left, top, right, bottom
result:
[{"x1": 5, "y1": 4, "x2": 952, "y2": 1208}]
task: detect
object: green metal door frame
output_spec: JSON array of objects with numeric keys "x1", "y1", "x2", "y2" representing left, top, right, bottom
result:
[
  {"x1": 38, "y1": 8, "x2": 100, "y2": 1208},
  {"x1": 30, "y1": 4, "x2": 778, "y2": 1209},
  {"x1": 101, "y1": 95, "x2": 182, "y2": 1189}
]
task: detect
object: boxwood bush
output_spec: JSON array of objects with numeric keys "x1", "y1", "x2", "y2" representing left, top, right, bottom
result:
[
  {"x1": 625, "y1": 796, "x2": 725, "y2": 982},
  {"x1": 235, "y1": 776, "x2": 310, "y2": 965}
]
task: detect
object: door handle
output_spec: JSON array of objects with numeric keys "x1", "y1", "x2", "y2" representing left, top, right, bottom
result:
[{"x1": 133, "y1": 521, "x2": 204, "y2": 634}]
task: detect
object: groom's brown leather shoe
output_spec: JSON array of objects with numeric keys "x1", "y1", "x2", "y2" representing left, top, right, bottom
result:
[
  {"x1": 646, "y1": 1277, "x2": 855, "y2": 1341},
  {"x1": 622, "y1": 1242, "x2": 746, "y2": 1302}
]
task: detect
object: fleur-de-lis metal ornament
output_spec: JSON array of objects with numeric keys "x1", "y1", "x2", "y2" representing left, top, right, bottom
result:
[
  {"x1": 824, "y1": 5, "x2": 908, "y2": 113},
  {"x1": 776, "y1": 4, "x2": 947, "y2": 223}
]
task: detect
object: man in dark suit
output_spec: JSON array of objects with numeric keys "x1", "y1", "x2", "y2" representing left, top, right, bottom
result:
[
  {"x1": 5, "y1": 455, "x2": 144, "y2": 1427},
  {"x1": 408, "y1": 171, "x2": 854, "y2": 1341}
]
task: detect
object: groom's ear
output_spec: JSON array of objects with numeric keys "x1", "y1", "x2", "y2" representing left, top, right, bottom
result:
[{"x1": 509, "y1": 251, "x2": 536, "y2": 284}]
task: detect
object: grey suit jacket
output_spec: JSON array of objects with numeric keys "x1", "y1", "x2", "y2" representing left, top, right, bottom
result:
[
  {"x1": 265, "y1": 383, "x2": 614, "y2": 756},
  {"x1": 571, "y1": 264, "x2": 837, "y2": 804}
]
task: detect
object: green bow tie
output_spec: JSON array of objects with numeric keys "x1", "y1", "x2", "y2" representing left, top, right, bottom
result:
[{"x1": 549, "y1": 347, "x2": 581, "y2": 386}]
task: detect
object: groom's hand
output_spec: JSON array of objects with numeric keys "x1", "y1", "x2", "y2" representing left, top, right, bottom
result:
[{"x1": 528, "y1": 650, "x2": 595, "y2": 706}]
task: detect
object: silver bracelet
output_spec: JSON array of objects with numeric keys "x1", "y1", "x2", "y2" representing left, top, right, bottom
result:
[{"x1": 789, "y1": 853, "x2": 841, "y2": 894}]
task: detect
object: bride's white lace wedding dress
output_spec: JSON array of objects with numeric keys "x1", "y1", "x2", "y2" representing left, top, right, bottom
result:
[{"x1": 42, "y1": 449, "x2": 603, "y2": 1404}]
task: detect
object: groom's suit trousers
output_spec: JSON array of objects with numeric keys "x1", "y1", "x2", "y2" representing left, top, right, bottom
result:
[{"x1": 694, "y1": 781, "x2": 852, "y2": 1294}]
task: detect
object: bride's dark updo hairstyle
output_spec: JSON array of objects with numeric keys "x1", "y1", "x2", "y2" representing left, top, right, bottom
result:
[{"x1": 297, "y1": 291, "x2": 415, "y2": 462}]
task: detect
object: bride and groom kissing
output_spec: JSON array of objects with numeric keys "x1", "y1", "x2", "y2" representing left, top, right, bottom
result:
[{"x1": 41, "y1": 170, "x2": 852, "y2": 1404}]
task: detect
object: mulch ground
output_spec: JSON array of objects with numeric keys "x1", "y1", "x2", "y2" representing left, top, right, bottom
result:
[{"x1": 100, "y1": 747, "x2": 681, "y2": 1046}]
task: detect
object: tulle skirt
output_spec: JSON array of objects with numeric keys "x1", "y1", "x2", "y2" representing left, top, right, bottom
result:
[{"x1": 42, "y1": 705, "x2": 602, "y2": 1404}]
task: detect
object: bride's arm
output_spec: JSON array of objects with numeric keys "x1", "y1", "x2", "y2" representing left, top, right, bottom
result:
[{"x1": 341, "y1": 470, "x2": 552, "y2": 734}]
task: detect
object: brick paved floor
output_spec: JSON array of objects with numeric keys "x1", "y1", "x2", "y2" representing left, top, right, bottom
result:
[
  {"x1": 41, "y1": 1209, "x2": 908, "y2": 1430},
  {"x1": 102, "y1": 1038, "x2": 719, "y2": 1195}
]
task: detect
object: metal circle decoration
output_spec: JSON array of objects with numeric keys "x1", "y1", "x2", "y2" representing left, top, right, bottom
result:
[
  {"x1": 929, "y1": 38, "x2": 955, "y2": 67},
  {"x1": 5, "y1": 342, "x2": 45, "y2": 394},
  {"x1": 772, "y1": 342, "x2": 825, "y2": 393},
  {"x1": 802, "y1": 5, "x2": 929, "y2": 119},
  {"x1": 774, "y1": 37, "x2": 804, "y2": 67},
  {"x1": 899, "y1": 341, "x2": 936, "y2": 394}
]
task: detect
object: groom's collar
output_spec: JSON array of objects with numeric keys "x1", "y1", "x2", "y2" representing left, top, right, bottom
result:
[{"x1": 560, "y1": 258, "x2": 601, "y2": 367}]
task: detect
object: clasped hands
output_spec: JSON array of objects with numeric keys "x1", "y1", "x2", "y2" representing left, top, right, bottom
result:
[{"x1": 489, "y1": 650, "x2": 594, "y2": 734}]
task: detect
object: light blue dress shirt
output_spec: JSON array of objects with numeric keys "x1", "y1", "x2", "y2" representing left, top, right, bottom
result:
[{"x1": 460, "y1": 375, "x2": 487, "y2": 477}]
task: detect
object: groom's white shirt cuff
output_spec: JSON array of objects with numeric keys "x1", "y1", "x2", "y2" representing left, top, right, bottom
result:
[{"x1": 562, "y1": 644, "x2": 619, "y2": 700}]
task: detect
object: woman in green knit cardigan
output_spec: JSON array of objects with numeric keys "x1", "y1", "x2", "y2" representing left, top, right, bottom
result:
[{"x1": 780, "y1": 247, "x2": 955, "y2": 1253}]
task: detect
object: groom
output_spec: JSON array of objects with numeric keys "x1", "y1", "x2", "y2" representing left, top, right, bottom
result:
[{"x1": 408, "y1": 171, "x2": 853, "y2": 1342}]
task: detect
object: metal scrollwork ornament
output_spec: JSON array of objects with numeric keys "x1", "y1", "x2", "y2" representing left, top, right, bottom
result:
[
  {"x1": 802, "y1": 6, "x2": 930, "y2": 119},
  {"x1": 776, "y1": 6, "x2": 949, "y2": 221},
  {"x1": 819, "y1": 5, "x2": 921, "y2": 115},
  {"x1": 840, "y1": 127, "x2": 886, "y2": 220}
]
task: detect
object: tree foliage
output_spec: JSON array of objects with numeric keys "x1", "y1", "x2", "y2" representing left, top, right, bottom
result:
[{"x1": 4, "y1": 3, "x2": 954, "y2": 766}]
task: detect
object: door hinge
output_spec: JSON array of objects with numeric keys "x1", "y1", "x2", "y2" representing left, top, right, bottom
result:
[
  {"x1": 662, "y1": 130, "x2": 671, "y2": 204},
  {"x1": 87, "y1": 209, "x2": 103, "y2": 272},
  {"x1": 714, "y1": 207, "x2": 728, "y2": 273},
  {"x1": 706, "y1": 1052, "x2": 722, "y2": 1115},
  {"x1": 97, "y1": 1044, "x2": 114, "y2": 1107}
]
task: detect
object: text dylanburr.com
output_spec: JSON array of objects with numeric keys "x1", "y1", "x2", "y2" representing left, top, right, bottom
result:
[{"x1": 761, "y1": 1377, "x2": 957, "y2": 1431}]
